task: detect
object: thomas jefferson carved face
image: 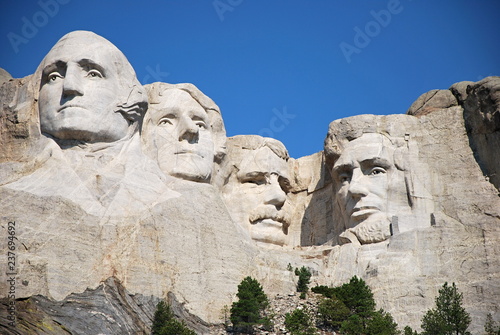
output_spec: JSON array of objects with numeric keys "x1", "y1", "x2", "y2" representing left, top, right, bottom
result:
[
  {"x1": 144, "y1": 89, "x2": 215, "y2": 182},
  {"x1": 332, "y1": 133, "x2": 408, "y2": 244},
  {"x1": 222, "y1": 137, "x2": 291, "y2": 246},
  {"x1": 38, "y1": 31, "x2": 139, "y2": 143}
]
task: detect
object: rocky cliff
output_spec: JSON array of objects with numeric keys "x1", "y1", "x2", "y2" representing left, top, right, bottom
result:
[{"x1": 0, "y1": 31, "x2": 498, "y2": 334}]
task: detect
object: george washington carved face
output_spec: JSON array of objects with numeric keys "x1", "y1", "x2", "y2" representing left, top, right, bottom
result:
[{"x1": 37, "y1": 31, "x2": 145, "y2": 143}]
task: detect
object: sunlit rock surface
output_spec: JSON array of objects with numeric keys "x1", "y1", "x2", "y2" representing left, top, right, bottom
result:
[{"x1": 0, "y1": 31, "x2": 498, "y2": 334}]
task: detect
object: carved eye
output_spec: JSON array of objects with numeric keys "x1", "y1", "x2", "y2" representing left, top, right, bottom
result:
[
  {"x1": 244, "y1": 176, "x2": 267, "y2": 186},
  {"x1": 158, "y1": 118, "x2": 173, "y2": 126},
  {"x1": 368, "y1": 167, "x2": 386, "y2": 176},
  {"x1": 279, "y1": 177, "x2": 291, "y2": 193},
  {"x1": 246, "y1": 179, "x2": 265, "y2": 185},
  {"x1": 195, "y1": 121, "x2": 207, "y2": 129},
  {"x1": 48, "y1": 72, "x2": 63, "y2": 82},
  {"x1": 339, "y1": 173, "x2": 351, "y2": 183},
  {"x1": 87, "y1": 69, "x2": 103, "y2": 78}
]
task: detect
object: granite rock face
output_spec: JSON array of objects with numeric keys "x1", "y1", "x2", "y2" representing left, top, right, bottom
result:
[
  {"x1": 0, "y1": 31, "x2": 499, "y2": 334},
  {"x1": 321, "y1": 104, "x2": 500, "y2": 331},
  {"x1": 0, "y1": 68, "x2": 12, "y2": 86}
]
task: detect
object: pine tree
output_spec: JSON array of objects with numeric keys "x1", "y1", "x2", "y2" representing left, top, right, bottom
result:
[
  {"x1": 333, "y1": 276, "x2": 375, "y2": 319},
  {"x1": 284, "y1": 308, "x2": 318, "y2": 335},
  {"x1": 230, "y1": 276, "x2": 270, "y2": 333},
  {"x1": 317, "y1": 296, "x2": 350, "y2": 329},
  {"x1": 340, "y1": 314, "x2": 365, "y2": 335},
  {"x1": 314, "y1": 276, "x2": 399, "y2": 335},
  {"x1": 295, "y1": 266, "x2": 312, "y2": 299},
  {"x1": 151, "y1": 300, "x2": 196, "y2": 335},
  {"x1": 421, "y1": 282, "x2": 471, "y2": 335},
  {"x1": 403, "y1": 325, "x2": 418, "y2": 335},
  {"x1": 365, "y1": 309, "x2": 400, "y2": 335},
  {"x1": 485, "y1": 313, "x2": 500, "y2": 335}
]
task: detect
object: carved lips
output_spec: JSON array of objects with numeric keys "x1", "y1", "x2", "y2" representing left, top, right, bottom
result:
[
  {"x1": 249, "y1": 206, "x2": 289, "y2": 228},
  {"x1": 349, "y1": 205, "x2": 380, "y2": 221},
  {"x1": 174, "y1": 148, "x2": 205, "y2": 157},
  {"x1": 57, "y1": 104, "x2": 88, "y2": 113}
]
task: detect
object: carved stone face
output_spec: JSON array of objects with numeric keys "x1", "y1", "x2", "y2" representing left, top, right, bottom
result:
[
  {"x1": 145, "y1": 89, "x2": 215, "y2": 182},
  {"x1": 332, "y1": 133, "x2": 407, "y2": 243},
  {"x1": 38, "y1": 32, "x2": 131, "y2": 142},
  {"x1": 223, "y1": 146, "x2": 290, "y2": 246}
]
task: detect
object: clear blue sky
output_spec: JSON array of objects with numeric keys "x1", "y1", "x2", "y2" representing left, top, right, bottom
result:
[{"x1": 1, "y1": 1, "x2": 499, "y2": 158}]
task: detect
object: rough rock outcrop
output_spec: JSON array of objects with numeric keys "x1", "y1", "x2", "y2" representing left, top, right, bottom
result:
[{"x1": 0, "y1": 68, "x2": 12, "y2": 86}]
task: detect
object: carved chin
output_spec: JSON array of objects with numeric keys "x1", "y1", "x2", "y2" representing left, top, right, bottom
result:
[
  {"x1": 160, "y1": 157, "x2": 212, "y2": 182},
  {"x1": 350, "y1": 217, "x2": 391, "y2": 244},
  {"x1": 249, "y1": 220, "x2": 286, "y2": 246}
]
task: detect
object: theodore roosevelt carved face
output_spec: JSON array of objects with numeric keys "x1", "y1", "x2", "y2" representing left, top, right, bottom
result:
[
  {"x1": 37, "y1": 31, "x2": 146, "y2": 143},
  {"x1": 142, "y1": 83, "x2": 226, "y2": 183},
  {"x1": 332, "y1": 133, "x2": 408, "y2": 244},
  {"x1": 221, "y1": 136, "x2": 291, "y2": 246}
]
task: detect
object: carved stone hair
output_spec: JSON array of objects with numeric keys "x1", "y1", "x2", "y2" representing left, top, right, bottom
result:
[
  {"x1": 214, "y1": 135, "x2": 289, "y2": 188},
  {"x1": 226, "y1": 135, "x2": 289, "y2": 161},
  {"x1": 324, "y1": 114, "x2": 416, "y2": 172}
]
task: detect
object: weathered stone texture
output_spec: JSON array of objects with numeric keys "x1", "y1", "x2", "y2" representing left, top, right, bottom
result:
[{"x1": 0, "y1": 32, "x2": 498, "y2": 334}]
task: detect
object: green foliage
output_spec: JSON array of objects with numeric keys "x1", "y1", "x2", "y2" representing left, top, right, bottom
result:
[
  {"x1": 157, "y1": 320, "x2": 197, "y2": 335},
  {"x1": 317, "y1": 296, "x2": 350, "y2": 329},
  {"x1": 152, "y1": 301, "x2": 173, "y2": 335},
  {"x1": 340, "y1": 314, "x2": 365, "y2": 335},
  {"x1": 403, "y1": 325, "x2": 418, "y2": 335},
  {"x1": 340, "y1": 309, "x2": 400, "y2": 335},
  {"x1": 287, "y1": 263, "x2": 293, "y2": 271},
  {"x1": 151, "y1": 300, "x2": 195, "y2": 335},
  {"x1": 333, "y1": 276, "x2": 376, "y2": 319},
  {"x1": 284, "y1": 308, "x2": 318, "y2": 335},
  {"x1": 484, "y1": 313, "x2": 500, "y2": 335},
  {"x1": 230, "y1": 276, "x2": 270, "y2": 333},
  {"x1": 365, "y1": 309, "x2": 400, "y2": 335},
  {"x1": 295, "y1": 266, "x2": 312, "y2": 295},
  {"x1": 421, "y1": 282, "x2": 471, "y2": 335},
  {"x1": 311, "y1": 285, "x2": 336, "y2": 298},
  {"x1": 315, "y1": 276, "x2": 399, "y2": 335}
]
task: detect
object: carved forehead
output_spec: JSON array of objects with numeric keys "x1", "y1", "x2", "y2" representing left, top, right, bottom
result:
[
  {"x1": 38, "y1": 31, "x2": 133, "y2": 79},
  {"x1": 151, "y1": 89, "x2": 204, "y2": 109},
  {"x1": 334, "y1": 133, "x2": 395, "y2": 169},
  {"x1": 146, "y1": 89, "x2": 208, "y2": 123},
  {"x1": 236, "y1": 147, "x2": 289, "y2": 179}
]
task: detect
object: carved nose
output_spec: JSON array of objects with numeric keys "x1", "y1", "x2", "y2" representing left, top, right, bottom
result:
[
  {"x1": 178, "y1": 117, "x2": 199, "y2": 143},
  {"x1": 62, "y1": 65, "x2": 83, "y2": 98},
  {"x1": 347, "y1": 170, "x2": 369, "y2": 198},
  {"x1": 264, "y1": 177, "x2": 286, "y2": 208}
]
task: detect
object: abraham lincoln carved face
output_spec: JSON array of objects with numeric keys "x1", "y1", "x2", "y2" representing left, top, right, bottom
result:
[{"x1": 332, "y1": 133, "x2": 408, "y2": 244}]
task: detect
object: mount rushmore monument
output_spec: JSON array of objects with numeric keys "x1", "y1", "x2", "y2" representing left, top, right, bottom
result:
[{"x1": 1, "y1": 31, "x2": 499, "y2": 334}]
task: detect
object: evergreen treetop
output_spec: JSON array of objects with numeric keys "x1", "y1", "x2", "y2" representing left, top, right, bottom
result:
[
  {"x1": 421, "y1": 282, "x2": 471, "y2": 335},
  {"x1": 230, "y1": 276, "x2": 270, "y2": 334}
]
